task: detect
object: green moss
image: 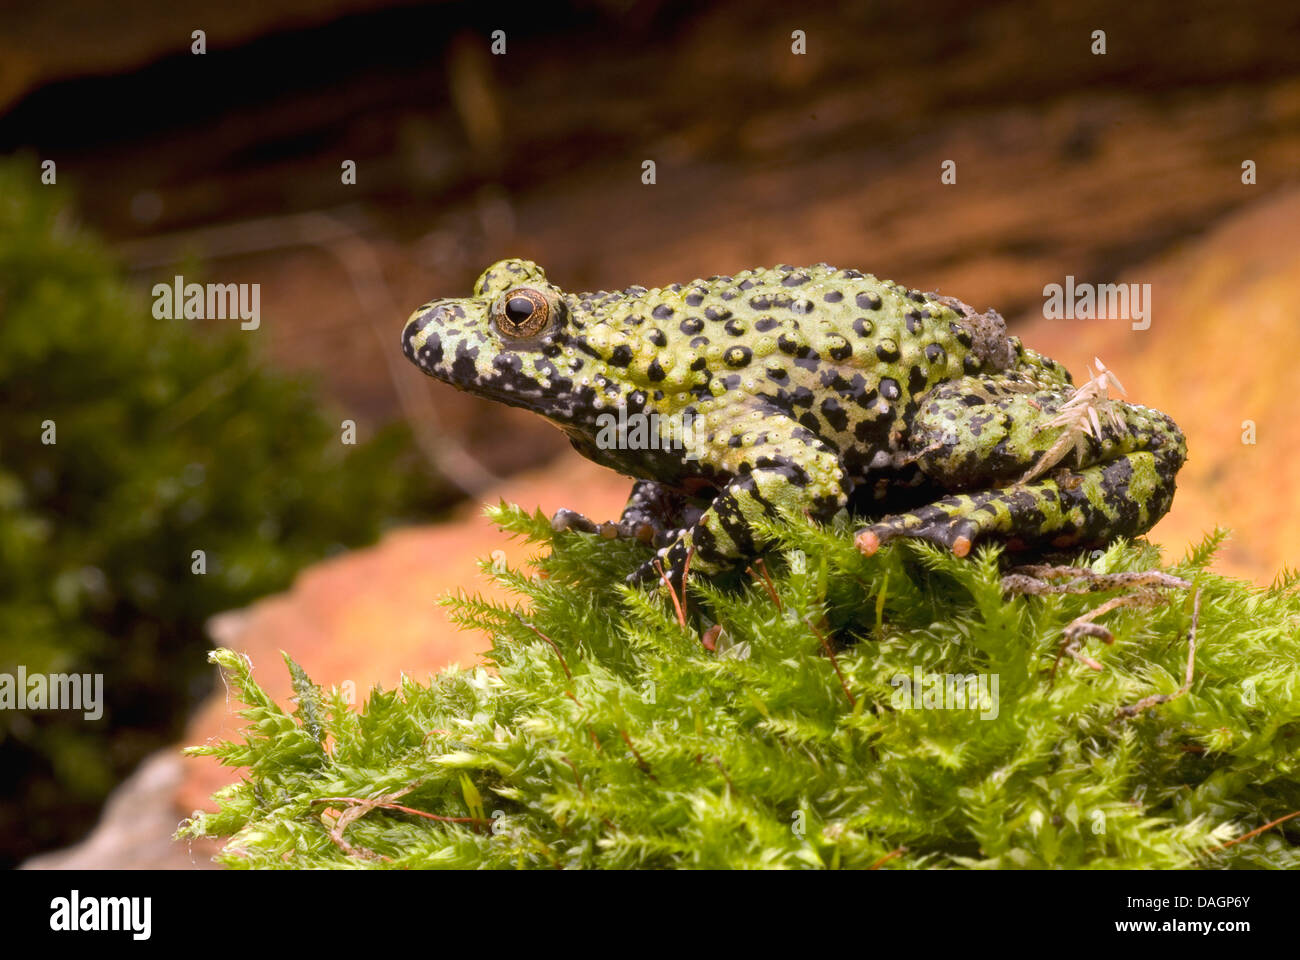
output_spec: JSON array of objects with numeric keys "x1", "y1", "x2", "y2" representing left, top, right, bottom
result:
[
  {"x1": 182, "y1": 508, "x2": 1300, "y2": 869},
  {"x1": 0, "y1": 156, "x2": 453, "y2": 863}
]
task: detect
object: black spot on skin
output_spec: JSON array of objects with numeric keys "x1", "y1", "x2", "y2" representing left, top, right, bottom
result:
[
  {"x1": 451, "y1": 343, "x2": 480, "y2": 382},
  {"x1": 798, "y1": 412, "x2": 822, "y2": 434},
  {"x1": 494, "y1": 352, "x2": 523, "y2": 375},
  {"x1": 905, "y1": 311, "x2": 924, "y2": 334},
  {"x1": 690, "y1": 356, "x2": 708, "y2": 371},
  {"x1": 411, "y1": 330, "x2": 443, "y2": 367},
  {"x1": 739, "y1": 279, "x2": 755, "y2": 290},
  {"x1": 856, "y1": 292, "x2": 883, "y2": 310},
  {"x1": 728, "y1": 434, "x2": 745, "y2": 448},
  {"x1": 778, "y1": 333, "x2": 804, "y2": 355},
  {"x1": 908, "y1": 366, "x2": 929, "y2": 396},
  {"x1": 827, "y1": 339, "x2": 853, "y2": 361},
  {"x1": 668, "y1": 283, "x2": 682, "y2": 293},
  {"x1": 840, "y1": 269, "x2": 863, "y2": 279},
  {"x1": 823, "y1": 291, "x2": 844, "y2": 303},
  {"x1": 608, "y1": 345, "x2": 633, "y2": 367},
  {"x1": 755, "y1": 316, "x2": 780, "y2": 332},
  {"x1": 690, "y1": 336, "x2": 710, "y2": 349},
  {"x1": 625, "y1": 314, "x2": 645, "y2": 326},
  {"x1": 960, "y1": 394, "x2": 986, "y2": 407},
  {"x1": 721, "y1": 373, "x2": 742, "y2": 391},
  {"x1": 963, "y1": 355, "x2": 983, "y2": 375},
  {"x1": 820, "y1": 397, "x2": 849, "y2": 431},
  {"x1": 773, "y1": 294, "x2": 794, "y2": 310},
  {"x1": 950, "y1": 322, "x2": 974, "y2": 347},
  {"x1": 909, "y1": 291, "x2": 927, "y2": 303},
  {"x1": 852, "y1": 317, "x2": 875, "y2": 338},
  {"x1": 704, "y1": 306, "x2": 731, "y2": 321},
  {"x1": 792, "y1": 299, "x2": 815, "y2": 314},
  {"x1": 724, "y1": 346, "x2": 753, "y2": 367},
  {"x1": 679, "y1": 317, "x2": 705, "y2": 334},
  {"x1": 750, "y1": 295, "x2": 772, "y2": 310},
  {"x1": 652, "y1": 305, "x2": 674, "y2": 320},
  {"x1": 766, "y1": 366, "x2": 788, "y2": 381},
  {"x1": 876, "y1": 341, "x2": 901, "y2": 363},
  {"x1": 783, "y1": 273, "x2": 809, "y2": 286},
  {"x1": 725, "y1": 318, "x2": 747, "y2": 336},
  {"x1": 880, "y1": 377, "x2": 901, "y2": 400},
  {"x1": 627, "y1": 390, "x2": 647, "y2": 412},
  {"x1": 793, "y1": 354, "x2": 821, "y2": 372},
  {"x1": 721, "y1": 291, "x2": 737, "y2": 301},
  {"x1": 647, "y1": 359, "x2": 667, "y2": 382},
  {"x1": 648, "y1": 328, "x2": 667, "y2": 347},
  {"x1": 925, "y1": 343, "x2": 946, "y2": 365},
  {"x1": 789, "y1": 386, "x2": 815, "y2": 408},
  {"x1": 685, "y1": 292, "x2": 704, "y2": 306}
]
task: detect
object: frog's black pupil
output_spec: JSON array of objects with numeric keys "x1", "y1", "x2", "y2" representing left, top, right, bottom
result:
[{"x1": 505, "y1": 297, "x2": 535, "y2": 324}]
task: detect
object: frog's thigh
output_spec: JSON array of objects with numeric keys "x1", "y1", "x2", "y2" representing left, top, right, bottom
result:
[{"x1": 857, "y1": 450, "x2": 1178, "y2": 556}]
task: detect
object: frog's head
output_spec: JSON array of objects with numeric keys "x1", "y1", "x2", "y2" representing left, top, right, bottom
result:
[{"x1": 403, "y1": 258, "x2": 585, "y2": 415}]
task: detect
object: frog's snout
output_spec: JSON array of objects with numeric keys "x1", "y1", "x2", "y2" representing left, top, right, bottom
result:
[{"x1": 402, "y1": 304, "x2": 449, "y2": 374}]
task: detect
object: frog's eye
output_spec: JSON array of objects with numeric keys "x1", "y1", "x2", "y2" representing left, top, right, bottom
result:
[{"x1": 494, "y1": 288, "x2": 551, "y2": 338}]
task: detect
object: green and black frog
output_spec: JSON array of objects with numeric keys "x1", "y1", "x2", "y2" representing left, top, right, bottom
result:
[{"x1": 402, "y1": 259, "x2": 1185, "y2": 585}]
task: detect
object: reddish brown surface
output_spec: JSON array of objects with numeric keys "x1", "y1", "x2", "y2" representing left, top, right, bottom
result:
[{"x1": 1019, "y1": 189, "x2": 1300, "y2": 582}]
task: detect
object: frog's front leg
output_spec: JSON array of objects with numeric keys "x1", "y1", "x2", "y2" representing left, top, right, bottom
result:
[
  {"x1": 857, "y1": 376, "x2": 1186, "y2": 557},
  {"x1": 552, "y1": 480, "x2": 704, "y2": 547},
  {"x1": 629, "y1": 413, "x2": 849, "y2": 586}
]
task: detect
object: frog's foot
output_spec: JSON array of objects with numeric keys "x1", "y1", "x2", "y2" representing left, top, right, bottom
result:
[
  {"x1": 552, "y1": 480, "x2": 708, "y2": 552},
  {"x1": 551, "y1": 507, "x2": 659, "y2": 545}
]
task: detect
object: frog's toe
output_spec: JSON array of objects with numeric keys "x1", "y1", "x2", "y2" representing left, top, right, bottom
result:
[
  {"x1": 551, "y1": 508, "x2": 598, "y2": 535},
  {"x1": 856, "y1": 512, "x2": 980, "y2": 557}
]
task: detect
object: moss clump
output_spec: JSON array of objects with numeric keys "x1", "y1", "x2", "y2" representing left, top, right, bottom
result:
[
  {"x1": 181, "y1": 507, "x2": 1300, "y2": 869},
  {"x1": 0, "y1": 156, "x2": 452, "y2": 864}
]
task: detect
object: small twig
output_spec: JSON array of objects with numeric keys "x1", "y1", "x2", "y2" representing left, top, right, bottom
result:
[
  {"x1": 559, "y1": 755, "x2": 586, "y2": 797},
  {"x1": 654, "y1": 558, "x2": 688, "y2": 627},
  {"x1": 1004, "y1": 566, "x2": 1191, "y2": 596},
  {"x1": 1116, "y1": 588, "x2": 1202, "y2": 719},
  {"x1": 805, "y1": 617, "x2": 856, "y2": 708},
  {"x1": 710, "y1": 757, "x2": 735, "y2": 793},
  {"x1": 619, "y1": 729, "x2": 657, "y2": 781},
  {"x1": 747, "y1": 558, "x2": 782, "y2": 610},
  {"x1": 314, "y1": 797, "x2": 491, "y2": 827},
  {"x1": 869, "y1": 846, "x2": 907, "y2": 870},
  {"x1": 1215, "y1": 809, "x2": 1300, "y2": 851},
  {"x1": 515, "y1": 614, "x2": 572, "y2": 680},
  {"x1": 681, "y1": 547, "x2": 694, "y2": 623}
]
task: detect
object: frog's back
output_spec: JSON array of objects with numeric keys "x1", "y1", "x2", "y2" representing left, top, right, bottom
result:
[{"x1": 576, "y1": 263, "x2": 1006, "y2": 473}]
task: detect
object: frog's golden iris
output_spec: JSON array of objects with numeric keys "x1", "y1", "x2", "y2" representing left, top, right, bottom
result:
[{"x1": 494, "y1": 287, "x2": 551, "y2": 338}]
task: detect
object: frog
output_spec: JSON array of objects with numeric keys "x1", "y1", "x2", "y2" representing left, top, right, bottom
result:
[{"x1": 402, "y1": 259, "x2": 1186, "y2": 587}]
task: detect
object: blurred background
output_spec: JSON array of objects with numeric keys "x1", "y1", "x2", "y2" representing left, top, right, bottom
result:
[{"x1": 1, "y1": 0, "x2": 1298, "y2": 868}]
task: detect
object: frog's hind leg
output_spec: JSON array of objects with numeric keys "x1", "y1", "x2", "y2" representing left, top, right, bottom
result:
[
  {"x1": 858, "y1": 372, "x2": 1186, "y2": 558},
  {"x1": 855, "y1": 448, "x2": 1182, "y2": 558}
]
